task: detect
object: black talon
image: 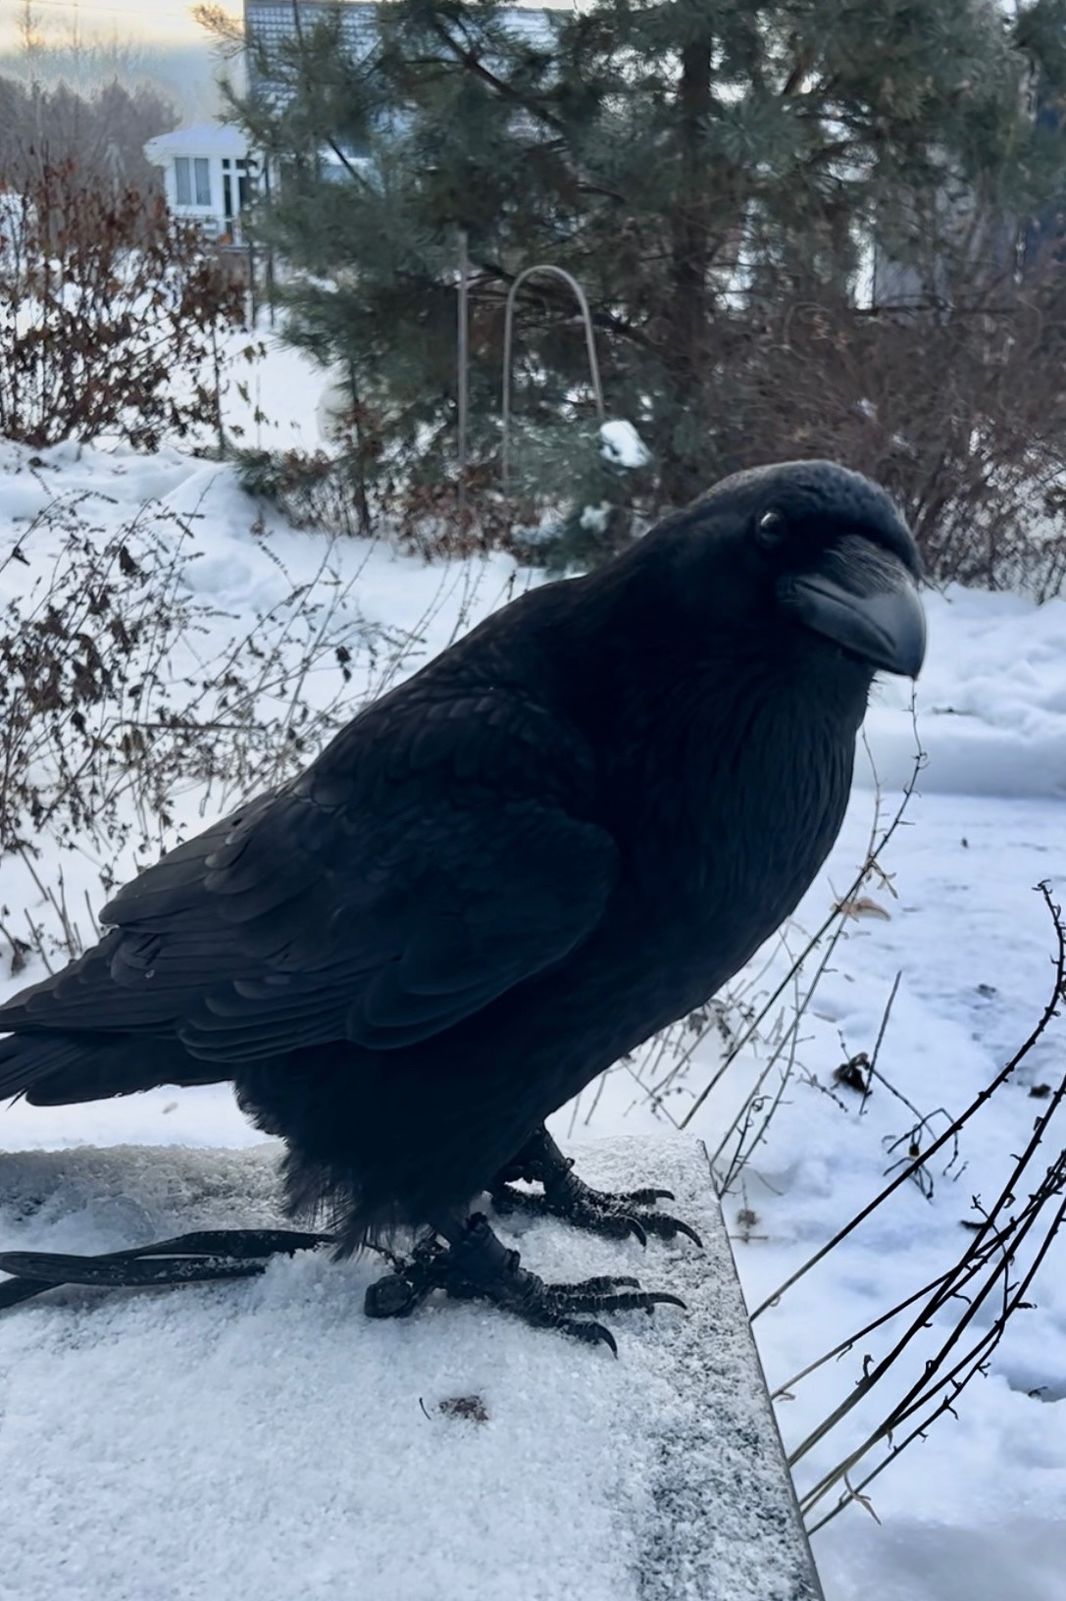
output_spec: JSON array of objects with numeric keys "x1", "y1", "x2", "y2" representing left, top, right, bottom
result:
[
  {"x1": 544, "y1": 1316, "x2": 617, "y2": 1354},
  {"x1": 490, "y1": 1128, "x2": 702, "y2": 1250},
  {"x1": 624, "y1": 1215, "x2": 648, "y2": 1248},
  {"x1": 364, "y1": 1212, "x2": 684, "y2": 1352},
  {"x1": 490, "y1": 1182, "x2": 654, "y2": 1246},
  {"x1": 613, "y1": 1187, "x2": 676, "y2": 1205},
  {"x1": 553, "y1": 1284, "x2": 686, "y2": 1316},
  {"x1": 577, "y1": 1321, "x2": 618, "y2": 1357},
  {"x1": 560, "y1": 1274, "x2": 641, "y2": 1293}
]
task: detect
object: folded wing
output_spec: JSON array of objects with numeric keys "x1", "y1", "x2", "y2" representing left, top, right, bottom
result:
[{"x1": 0, "y1": 691, "x2": 618, "y2": 1068}]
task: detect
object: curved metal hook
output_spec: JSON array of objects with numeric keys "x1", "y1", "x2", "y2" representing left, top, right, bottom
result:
[{"x1": 501, "y1": 264, "x2": 606, "y2": 495}]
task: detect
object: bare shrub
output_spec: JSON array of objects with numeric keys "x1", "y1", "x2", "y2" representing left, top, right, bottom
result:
[
  {"x1": 393, "y1": 472, "x2": 530, "y2": 562},
  {"x1": 716, "y1": 269, "x2": 1066, "y2": 597},
  {"x1": 235, "y1": 445, "x2": 532, "y2": 561},
  {"x1": 236, "y1": 446, "x2": 377, "y2": 539},
  {"x1": 770, "y1": 885, "x2": 1066, "y2": 1534},
  {"x1": 0, "y1": 162, "x2": 248, "y2": 450},
  {"x1": 0, "y1": 488, "x2": 406, "y2": 936}
]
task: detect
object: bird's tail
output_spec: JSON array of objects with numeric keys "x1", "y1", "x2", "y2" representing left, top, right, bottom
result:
[{"x1": 0, "y1": 1030, "x2": 223, "y2": 1105}]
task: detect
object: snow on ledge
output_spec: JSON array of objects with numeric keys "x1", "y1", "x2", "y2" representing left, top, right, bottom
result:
[{"x1": 0, "y1": 1137, "x2": 821, "y2": 1601}]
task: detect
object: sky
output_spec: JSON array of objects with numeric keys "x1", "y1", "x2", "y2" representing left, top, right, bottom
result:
[
  {"x1": 0, "y1": 1, "x2": 223, "y2": 51},
  {"x1": 0, "y1": 1, "x2": 241, "y2": 115}
]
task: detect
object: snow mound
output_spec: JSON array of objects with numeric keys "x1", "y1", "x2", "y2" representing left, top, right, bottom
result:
[
  {"x1": 0, "y1": 1138, "x2": 818, "y2": 1601},
  {"x1": 863, "y1": 585, "x2": 1066, "y2": 796},
  {"x1": 315, "y1": 369, "x2": 354, "y2": 444},
  {"x1": 3, "y1": 435, "x2": 1066, "y2": 803},
  {"x1": 599, "y1": 419, "x2": 651, "y2": 469}
]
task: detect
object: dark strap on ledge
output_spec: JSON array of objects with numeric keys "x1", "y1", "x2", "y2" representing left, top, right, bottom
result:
[{"x1": 0, "y1": 1228, "x2": 336, "y2": 1314}]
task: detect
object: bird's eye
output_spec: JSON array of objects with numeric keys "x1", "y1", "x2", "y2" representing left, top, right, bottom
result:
[{"x1": 757, "y1": 509, "x2": 788, "y2": 548}]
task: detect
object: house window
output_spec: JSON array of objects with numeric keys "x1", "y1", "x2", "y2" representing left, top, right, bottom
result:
[{"x1": 174, "y1": 156, "x2": 211, "y2": 208}]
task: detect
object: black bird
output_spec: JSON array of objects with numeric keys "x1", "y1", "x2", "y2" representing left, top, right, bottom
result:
[{"x1": 0, "y1": 461, "x2": 925, "y2": 1347}]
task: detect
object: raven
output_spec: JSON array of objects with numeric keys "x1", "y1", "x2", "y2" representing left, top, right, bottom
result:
[{"x1": 0, "y1": 461, "x2": 925, "y2": 1347}]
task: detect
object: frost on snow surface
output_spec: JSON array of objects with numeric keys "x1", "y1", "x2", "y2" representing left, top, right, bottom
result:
[
  {"x1": 0, "y1": 412, "x2": 1065, "y2": 1601},
  {"x1": 0, "y1": 1139, "x2": 818, "y2": 1601}
]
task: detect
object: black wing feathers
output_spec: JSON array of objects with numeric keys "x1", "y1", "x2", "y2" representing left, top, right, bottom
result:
[{"x1": 0, "y1": 689, "x2": 617, "y2": 1066}]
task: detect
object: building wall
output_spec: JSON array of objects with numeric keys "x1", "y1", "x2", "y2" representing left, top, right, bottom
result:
[{"x1": 147, "y1": 139, "x2": 253, "y2": 245}]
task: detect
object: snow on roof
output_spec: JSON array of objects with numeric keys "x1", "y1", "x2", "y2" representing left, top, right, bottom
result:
[
  {"x1": 144, "y1": 123, "x2": 250, "y2": 163},
  {"x1": 0, "y1": 1135, "x2": 820, "y2": 1601}
]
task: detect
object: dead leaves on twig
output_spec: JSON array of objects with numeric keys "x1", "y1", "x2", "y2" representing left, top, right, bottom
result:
[{"x1": 833, "y1": 895, "x2": 892, "y2": 922}]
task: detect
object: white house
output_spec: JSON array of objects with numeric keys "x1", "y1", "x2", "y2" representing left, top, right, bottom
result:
[
  {"x1": 145, "y1": 3, "x2": 550, "y2": 251},
  {"x1": 144, "y1": 123, "x2": 254, "y2": 247}
]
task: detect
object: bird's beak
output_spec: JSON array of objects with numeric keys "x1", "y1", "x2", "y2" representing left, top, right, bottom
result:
[{"x1": 777, "y1": 535, "x2": 926, "y2": 678}]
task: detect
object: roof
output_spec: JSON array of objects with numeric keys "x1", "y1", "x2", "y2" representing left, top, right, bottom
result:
[
  {"x1": 244, "y1": 1, "x2": 556, "y2": 97},
  {"x1": 144, "y1": 124, "x2": 251, "y2": 163},
  {"x1": 244, "y1": 0, "x2": 555, "y2": 43}
]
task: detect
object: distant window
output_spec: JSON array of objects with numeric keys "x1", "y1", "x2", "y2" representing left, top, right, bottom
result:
[{"x1": 174, "y1": 156, "x2": 211, "y2": 208}]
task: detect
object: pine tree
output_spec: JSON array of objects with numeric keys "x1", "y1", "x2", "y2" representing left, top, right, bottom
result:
[{"x1": 223, "y1": 0, "x2": 1066, "y2": 553}]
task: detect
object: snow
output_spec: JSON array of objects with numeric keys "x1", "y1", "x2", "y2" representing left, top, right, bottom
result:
[
  {"x1": 1, "y1": 401, "x2": 1065, "y2": 1600},
  {"x1": 579, "y1": 500, "x2": 613, "y2": 533},
  {"x1": 144, "y1": 123, "x2": 250, "y2": 160},
  {"x1": 314, "y1": 367, "x2": 355, "y2": 444},
  {"x1": 599, "y1": 418, "x2": 651, "y2": 469},
  {"x1": 864, "y1": 586, "x2": 1066, "y2": 797},
  {"x1": 731, "y1": 791, "x2": 1066, "y2": 1601},
  {"x1": 0, "y1": 1139, "x2": 819, "y2": 1601},
  {"x1": 213, "y1": 330, "x2": 340, "y2": 455}
]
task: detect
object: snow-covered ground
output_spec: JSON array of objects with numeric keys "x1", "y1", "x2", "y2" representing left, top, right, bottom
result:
[
  {"x1": 0, "y1": 1138, "x2": 821, "y2": 1601},
  {"x1": 1, "y1": 374, "x2": 1065, "y2": 1601}
]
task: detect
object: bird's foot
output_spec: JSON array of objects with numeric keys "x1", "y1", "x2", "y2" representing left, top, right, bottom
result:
[
  {"x1": 363, "y1": 1213, "x2": 684, "y2": 1353},
  {"x1": 491, "y1": 1126, "x2": 703, "y2": 1248}
]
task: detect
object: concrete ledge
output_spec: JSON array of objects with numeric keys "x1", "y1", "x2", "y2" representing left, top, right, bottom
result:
[{"x1": 0, "y1": 1136, "x2": 821, "y2": 1601}]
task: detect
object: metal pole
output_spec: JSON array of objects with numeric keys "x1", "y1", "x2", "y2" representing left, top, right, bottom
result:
[
  {"x1": 457, "y1": 227, "x2": 470, "y2": 522},
  {"x1": 501, "y1": 263, "x2": 606, "y2": 496}
]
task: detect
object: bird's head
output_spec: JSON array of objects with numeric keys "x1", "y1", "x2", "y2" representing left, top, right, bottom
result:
[{"x1": 655, "y1": 460, "x2": 925, "y2": 680}]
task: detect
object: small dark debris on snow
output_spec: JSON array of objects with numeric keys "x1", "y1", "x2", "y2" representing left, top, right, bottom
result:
[
  {"x1": 438, "y1": 1395, "x2": 490, "y2": 1425},
  {"x1": 834, "y1": 1052, "x2": 871, "y2": 1094}
]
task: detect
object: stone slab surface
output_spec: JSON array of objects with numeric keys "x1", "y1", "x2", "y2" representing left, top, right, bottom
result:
[{"x1": 0, "y1": 1136, "x2": 821, "y2": 1601}]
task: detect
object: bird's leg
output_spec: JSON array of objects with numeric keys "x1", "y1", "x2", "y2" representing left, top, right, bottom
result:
[
  {"x1": 491, "y1": 1126, "x2": 703, "y2": 1248},
  {"x1": 363, "y1": 1211, "x2": 684, "y2": 1353}
]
